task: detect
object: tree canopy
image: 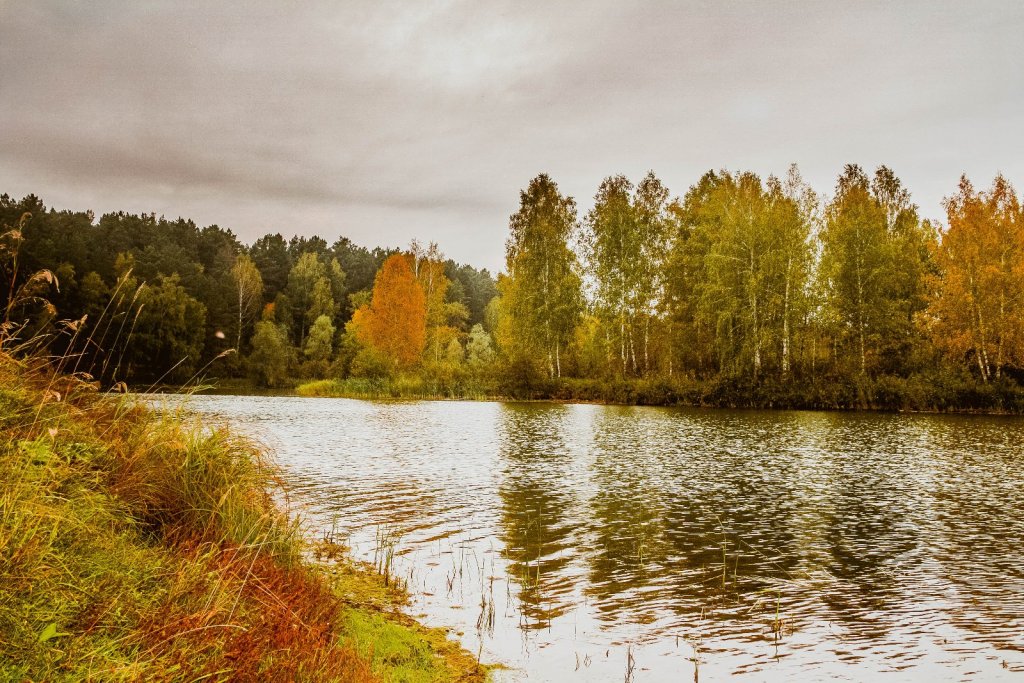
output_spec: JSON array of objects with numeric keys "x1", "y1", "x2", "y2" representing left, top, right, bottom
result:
[{"x1": 4, "y1": 164, "x2": 1024, "y2": 410}]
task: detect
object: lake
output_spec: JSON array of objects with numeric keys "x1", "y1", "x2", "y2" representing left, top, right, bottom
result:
[{"x1": 172, "y1": 395, "x2": 1024, "y2": 681}]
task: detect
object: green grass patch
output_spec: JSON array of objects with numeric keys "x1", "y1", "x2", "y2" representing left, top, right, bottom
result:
[
  {"x1": 295, "y1": 377, "x2": 494, "y2": 402},
  {"x1": 343, "y1": 611, "x2": 446, "y2": 683}
]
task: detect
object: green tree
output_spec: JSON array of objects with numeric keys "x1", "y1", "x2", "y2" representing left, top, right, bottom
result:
[
  {"x1": 632, "y1": 172, "x2": 672, "y2": 374},
  {"x1": 307, "y1": 276, "x2": 336, "y2": 328},
  {"x1": 661, "y1": 168, "x2": 816, "y2": 381},
  {"x1": 250, "y1": 233, "x2": 291, "y2": 301},
  {"x1": 285, "y1": 252, "x2": 328, "y2": 344},
  {"x1": 444, "y1": 337, "x2": 464, "y2": 365},
  {"x1": 818, "y1": 165, "x2": 926, "y2": 378},
  {"x1": 77, "y1": 271, "x2": 109, "y2": 322},
  {"x1": 700, "y1": 172, "x2": 775, "y2": 378},
  {"x1": 663, "y1": 181, "x2": 716, "y2": 377},
  {"x1": 467, "y1": 323, "x2": 495, "y2": 367},
  {"x1": 125, "y1": 275, "x2": 207, "y2": 384},
  {"x1": 194, "y1": 225, "x2": 241, "y2": 362},
  {"x1": 328, "y1": 258, "x2": 347, "y2": 321},
  {"x1": 499, "y1": 174, "x2": 583, "y2": 378},
  {"x1": 231, "y1": 254, "x2": 263, "y2": 350},
  {"x1": 870, "y1": 165, "x2": 935, "y2": 372},
  {"x1": 249, "y1": 320, "x2": 291, "y2": 387},
  {"x1": 583, "y1": 172, "x2": 672, "y2": 377},
  {"x1": 411, "y1": 240, "x2": 456, "y2": 362},
  {"x1": 583, "y1": 175, "x2": 636, "y2": 375},
  {"x1": 774, "y1": 165, "x2": 818, "y2": 376},
  {"x1": 304, "y1": 314, "x2": 335, "y2": 363}
]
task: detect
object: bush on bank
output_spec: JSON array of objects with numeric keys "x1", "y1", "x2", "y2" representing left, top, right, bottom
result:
[{"x1": 294, "y1": 365, "x2": 1024, "y2": 414}]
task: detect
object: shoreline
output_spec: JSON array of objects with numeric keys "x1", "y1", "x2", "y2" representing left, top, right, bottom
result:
[
  {"x1": 183, "y1": 376, "x2": 1024, "y2": 417},
  {"x1": 0, "y1": 353, "x2": 491, "y2": 681}
]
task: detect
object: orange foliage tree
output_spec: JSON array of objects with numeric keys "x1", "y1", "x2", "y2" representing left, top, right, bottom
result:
[
  {"x1": 928, "y1": 175, "x2": 1024, "y2": 381},
  {"x1": 355, "y1": 253, "x2": 427, "y2": 367}
]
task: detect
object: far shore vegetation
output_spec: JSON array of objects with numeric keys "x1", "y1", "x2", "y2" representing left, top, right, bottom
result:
[{"x1": 3, "y1": 163, "x2": 1024, "y2": 413}]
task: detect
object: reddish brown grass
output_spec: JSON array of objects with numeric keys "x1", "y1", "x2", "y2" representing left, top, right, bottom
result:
[{"x1": 139, "y1": 541, "x2": 378, "y2": 682}]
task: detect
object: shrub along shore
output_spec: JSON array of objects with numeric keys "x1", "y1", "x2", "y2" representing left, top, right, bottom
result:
[
  {"x1": 0, "y1": 352, "x2": 488, "y2": 682},
  {"x1": 292, "y1": 372, "x2": 1024, "y2": 414}
]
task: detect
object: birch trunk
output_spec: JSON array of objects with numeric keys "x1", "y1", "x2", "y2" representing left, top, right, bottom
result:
[{"x1": 782, "y1": 256, "x2": 791, "y2": 375}]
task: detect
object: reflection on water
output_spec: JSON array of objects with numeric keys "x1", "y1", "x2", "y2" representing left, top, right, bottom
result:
[{"x1": 170, "y1": 395, "x2": 1024, "y2": 681}]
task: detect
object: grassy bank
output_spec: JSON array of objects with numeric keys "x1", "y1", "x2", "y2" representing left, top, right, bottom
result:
[
  {"x1": 294, "y1": 378, "x2": 493, "y2": 402},
  {"x1": 0, "y1": 352, "x2": 488, "y2": 682},
  {"x1": 292, "y1": 371, "x2": 1024, "y2": 414}
]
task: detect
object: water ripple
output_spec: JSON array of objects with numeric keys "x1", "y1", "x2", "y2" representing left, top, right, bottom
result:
[{"x1": 167, "y1": 395, "x2": 1024, "y2": 681}]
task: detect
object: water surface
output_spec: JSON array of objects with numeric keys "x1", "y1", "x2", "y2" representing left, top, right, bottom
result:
[{"x1": 173, "y1": 396, "x2": 1024, "y2": 681}]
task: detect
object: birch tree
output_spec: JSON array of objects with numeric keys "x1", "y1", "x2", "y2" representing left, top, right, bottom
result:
[
  {"x1": 773, "y1": 165, "x2": 817, "y2": 376},
  {"x1": 411, "y1": 240, "x2": 454, "y2": 362},
  {"x1": 631, "y1": 172, "x2": 671, "y2": 375},
  {"x1": 584, "y1": 175, "x2": 637, "y2": 375},
  {"x1": 500, "y1": 174, "x2": 583, "y2": 378},
  {"x1": 285, "y1": 252, "x2": 326, "y2": 345},
  {"x1": 667, "y1": 169, "x2": 813, "y2": 380},
  {"x1": 930, "y1": 175, "x2": 1023, "y2": 381},
  {"x1": 697, "y1": 172, "x2": 777, "y2": 378},
  {"x1": 663, "y1": 172, "x2": 721, "y2": 377},
  {"x1": 818, "y1": 165, "x2": 925, "y2": 377},
  {"x1": 230, "y1": 253, "x2": 263, "y2": 350}
]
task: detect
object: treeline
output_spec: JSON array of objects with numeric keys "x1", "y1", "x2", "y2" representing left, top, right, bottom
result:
[
  {"x1": 3, "y1": 162, "x2": 1023, "y2": 411},
  {"x1": 0, "y1": 194, "x2": 497, "y2": 386},
  {"x1": 495, "y1": 165, "x2": 1024, "y2": 410}
]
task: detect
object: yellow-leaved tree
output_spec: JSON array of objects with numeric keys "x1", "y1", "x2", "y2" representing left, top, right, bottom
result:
[{"x1": 928, "y1": 175, "x2": 1024, "y2": 381}]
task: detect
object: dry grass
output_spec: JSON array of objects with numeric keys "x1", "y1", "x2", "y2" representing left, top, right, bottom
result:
[
  {"x1": 0, "y1": 351, "x2": 378, "y2": 681},
  {"x1": 0, "y1": 352, "x2": 488, "y2": 681}
]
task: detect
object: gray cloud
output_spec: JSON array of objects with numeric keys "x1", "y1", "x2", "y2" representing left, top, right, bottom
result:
[{"x1": 2, "y1": 0, "x2": 1022, "y2": 271}]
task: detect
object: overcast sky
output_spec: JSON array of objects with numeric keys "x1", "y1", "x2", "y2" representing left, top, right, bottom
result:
[{"x1": 2, "y1": 1, "x2": 1022, "y2": 272}]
